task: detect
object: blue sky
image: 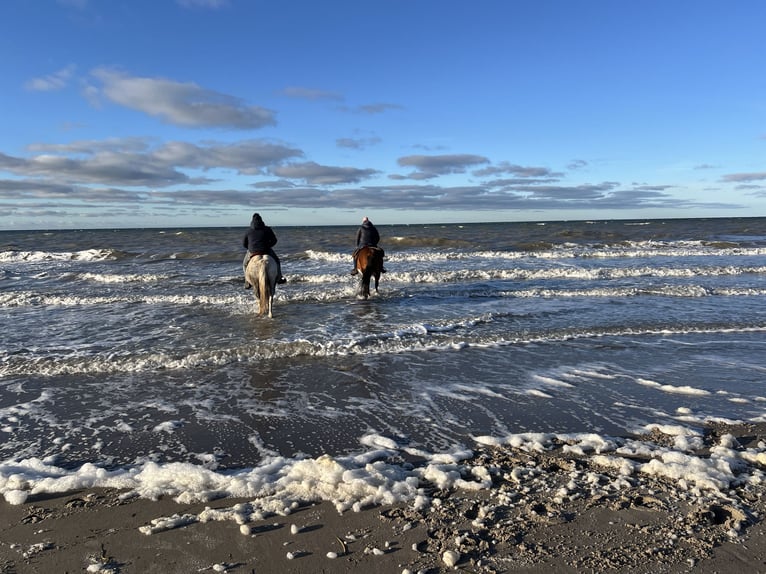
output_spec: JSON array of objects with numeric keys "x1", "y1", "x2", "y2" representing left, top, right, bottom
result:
[{"x1": 2, "y1": 0, "x2": 765, "y2": 230}]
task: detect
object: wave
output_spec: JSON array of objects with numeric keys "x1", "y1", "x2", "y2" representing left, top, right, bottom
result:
[
  {"x1": 0, "y1": 248, "x2": 239, "y2": 264},
  {"x1": 0, "y1": 292, "x2": 245, "y2": 308},
  {"x1": 77, "y1": 272, "x2": 171, "y2": 284},
  {"x1": 388, "y1": 236, "x2": 472, "y2": 248},
  {"x1": 273, "y1": 264, "x2": 766, "y2": 286},
  {"x1": 3, "y1": 269, "x2": 766, "y2": 308},
  {"x1": 295, "y1": 246, "x2": 766, "y2": 264},
  {"x1": 512, "y1": 286, "x2": 766, "y2": 298},
  {"x1": 549, "y1": 242, "x2": 766, "y2": 259},
  {"x1": 379, "y1": 265, "x2": 766, "y2": 283},
  {"x1": 4, "y1": 240, "x2": 765, "y2": 268},
  {"x1": 0, "y1": 248, "x2": 117, "y2": 263},
  {"x1": 2, "y1": 321, "x2": 764, "y2": 378},
  {"x1": 303, "y1": 249, "x2": 349, "y2": 263}
]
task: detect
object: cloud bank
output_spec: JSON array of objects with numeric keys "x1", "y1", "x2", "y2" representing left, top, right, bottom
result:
[{"x1": 4, "y1": 68, "x2": 753, "y2": 227}]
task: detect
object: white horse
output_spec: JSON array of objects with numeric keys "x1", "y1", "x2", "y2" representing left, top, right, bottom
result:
[{"x1": 245, "y1": 254, "x2": 279, "y2": 317}]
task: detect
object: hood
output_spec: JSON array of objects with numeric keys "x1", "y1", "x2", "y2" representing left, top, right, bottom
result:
[{"x1": 250, "y1": 213, "x2": 264, "y2": 228}]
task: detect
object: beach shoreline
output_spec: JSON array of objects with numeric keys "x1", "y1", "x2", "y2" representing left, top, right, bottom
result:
[{"x1": 2, "y1": 423, "x2": 765, "y2": 574}]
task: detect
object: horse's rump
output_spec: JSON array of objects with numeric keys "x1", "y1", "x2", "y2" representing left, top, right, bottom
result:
[
  {"x1": 354, "y1": 246, "x2": 384, "y2": 299},
  {"x1": 355, "y1": 246, "x2": 384, "y2": 269},
  {"x1": 245, "y1": 254, "x2": 278, "y2": 317}
]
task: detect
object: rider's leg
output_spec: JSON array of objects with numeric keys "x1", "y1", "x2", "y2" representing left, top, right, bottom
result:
[
  {"x1": 269, "y1": 249, "x2": 287, "y2": 283},
  {"x1": 243, "y1": 252, "x2": 252, "y2": 288}
]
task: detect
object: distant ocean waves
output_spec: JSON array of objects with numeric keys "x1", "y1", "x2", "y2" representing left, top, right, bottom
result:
[
  {"x1": 4, "y1": 240, "x2": 765, "y2": 265},
  {"x1": 0, "y1": 248, "x2": 117, "y2": 262},
  {"x1": 0, "y1": 248, "x2": 239, "y2": 263}
]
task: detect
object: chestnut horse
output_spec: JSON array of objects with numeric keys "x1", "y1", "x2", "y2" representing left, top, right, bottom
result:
[
  {"x1": 354, "y1": 246, "x2": 384, "y2": 299},
  {"x1": 245, "y1": 254, "x2": 279, "y2": 317}
]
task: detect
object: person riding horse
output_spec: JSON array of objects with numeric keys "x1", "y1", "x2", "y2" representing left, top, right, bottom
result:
[
  {"x1": 243, "y1": 213, "x2": 286, "y2": 287},
  {"x1": 351, "y1": 216, "x2": 386, "y2": 275}
]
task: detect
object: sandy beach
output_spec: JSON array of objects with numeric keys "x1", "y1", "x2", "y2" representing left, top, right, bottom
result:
[{"x1": 2, "y1": 423, "x2": 766, "y2": 574}]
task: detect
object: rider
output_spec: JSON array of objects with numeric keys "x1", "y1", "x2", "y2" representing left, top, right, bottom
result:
[
  {"x1": 351, "y1": 216, "x2": 386, "y2": 275},
  {"x1": 243, "y1": 213, "x2": 286, "y2": 287}
]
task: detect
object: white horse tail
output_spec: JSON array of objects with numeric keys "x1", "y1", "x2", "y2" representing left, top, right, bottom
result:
[
  {"x1": 256, "y1": 257, "x2": 272, "y2": 317},
  {"x1": 245, "y1": 254, "x2": 277, "y2": 318}
]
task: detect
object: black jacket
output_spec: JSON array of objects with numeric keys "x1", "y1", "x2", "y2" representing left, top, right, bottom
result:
[
  {"x1": 356, "y1": 221, "x2": 380, "y2": 247},
  {"x1": 243, "y1": 215, "x2": 278, "y2": 254}
]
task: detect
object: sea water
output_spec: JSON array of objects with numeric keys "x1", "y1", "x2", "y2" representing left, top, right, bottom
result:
[{"x1": 1, "y1": 218, "x2": 765, "y2": 507}]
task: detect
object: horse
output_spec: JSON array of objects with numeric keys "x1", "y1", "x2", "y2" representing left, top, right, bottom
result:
[
  {"x1": 245, "y1": 254, "x2": 279, "y2": 317},
  {"x1": 354, "y1": 246, "x2": 384, "y2": 299}
]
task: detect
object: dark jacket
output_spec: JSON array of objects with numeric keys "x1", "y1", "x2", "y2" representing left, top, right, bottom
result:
[
  {"x1": 356, "y1": 221, "x2": 380, "y2": 247},
  {"x1": 243, "y1": 214, "x2": 278, "y2": 254}
]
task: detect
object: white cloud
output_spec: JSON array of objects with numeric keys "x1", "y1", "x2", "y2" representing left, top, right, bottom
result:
[
  {"x1": 271, "y1": 161, "x2": 378, "y2": 185},
  {"x1": 25, "y1": 65, "x2": 76, "y2": 92},
  {"x1": 722, "y1": 172, "x2": 766, "y2": 183},
  {"x1": 91, "y1": 68, "x2": 276, "y2": 129},
  {"x1": 1, "y1": 138, "x2": 302, "y2": 187},
  {"x1": 336, "y1": 136, "x2": 381, "y2": 150},
  {"x1": 281, "y1": 87, "x2": 343, "y2": 101},
  {"x1": 397, "y1": 154, "x2": 490, "y2": 178},
  {"x1": 473, "y1": 162, "x2": 560, "y2": 178}
]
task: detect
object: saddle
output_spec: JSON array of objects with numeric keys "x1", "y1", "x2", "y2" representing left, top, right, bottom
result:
[{"x1": 353, "y1": 246, "x2": 383, "y2": 257}]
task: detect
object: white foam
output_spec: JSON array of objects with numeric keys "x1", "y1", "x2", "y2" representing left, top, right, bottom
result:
[
  {"x1": 2, "y1": 320, "x2": 764, "y2": 379},
  {"x1": 636, "y1": 378, "x2": 712, "y2": 396},
  {"x1": 531, "y1": 374, "x2": 576, "y2": 388},
  {"x1": 0, "y1": 444, "x2": 449, "y2": 512},
  {"x1": 3, "y1": 424, "x2": 760, "y2": 545},
  {"x1": 0, "y1": 249, "x2": 115, "y2": 263},
  {"x1": 0, "y1": 291, "x2": 246, "y2": 308},
  {"x1": 79, "y1": 272, "x2": 169, "y2": 284}
]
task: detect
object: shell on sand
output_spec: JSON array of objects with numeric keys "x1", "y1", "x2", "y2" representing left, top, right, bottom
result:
[{"x1": 442, "y1": 549, "x2": 460, "y2": 567}]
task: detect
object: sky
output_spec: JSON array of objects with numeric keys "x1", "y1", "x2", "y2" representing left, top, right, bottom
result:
[{"x1": 1, "y1": 0, "x2": 765, "y2": 230}]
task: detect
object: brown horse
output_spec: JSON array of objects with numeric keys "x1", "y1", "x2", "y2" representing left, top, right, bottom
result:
[
  {"x1": 245, "y1": 254, "x2": 279, "y2": 317},
  {"x1": 354, "y1": 246, "x2": 384, "y2": 299}
]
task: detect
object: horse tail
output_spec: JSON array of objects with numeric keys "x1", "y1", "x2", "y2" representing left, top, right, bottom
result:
[
  {"x1": 358, "y1": 246, "x2": 383, "y2": 299},
  {"x1": 246, "y1": 254, "x2": 275, "y2": 317},
  {"x1": 257, "y1": 257, "x2": 272, "y2": 316}
]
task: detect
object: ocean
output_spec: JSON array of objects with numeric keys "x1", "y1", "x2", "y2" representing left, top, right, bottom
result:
[{"x1": 1, "y1": 217, "x2": 765, "y2": 509}]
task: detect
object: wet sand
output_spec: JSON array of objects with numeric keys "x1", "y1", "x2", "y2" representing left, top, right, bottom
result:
[{"x1": 2, "y1": 423, "x2": 766, "y2": 573}]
